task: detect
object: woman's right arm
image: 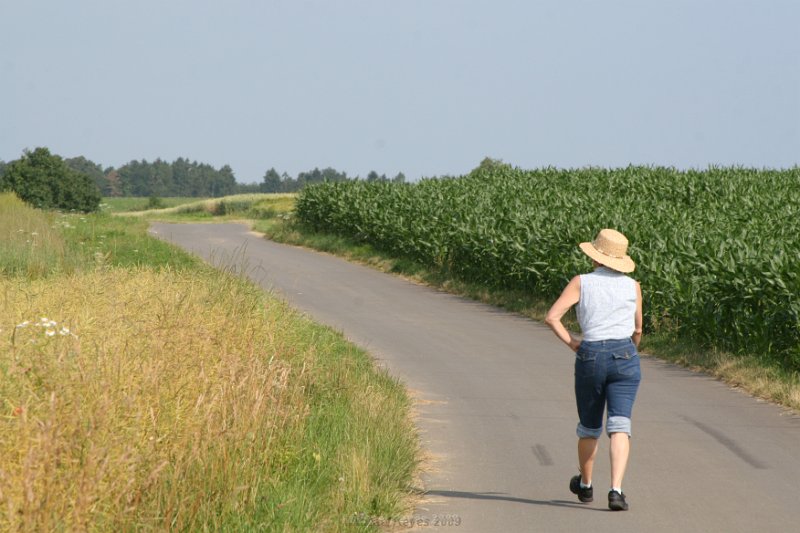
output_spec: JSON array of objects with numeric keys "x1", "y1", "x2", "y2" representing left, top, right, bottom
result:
[{"x1": 545, "y1": 275, "x2": 582, "y2": 352}]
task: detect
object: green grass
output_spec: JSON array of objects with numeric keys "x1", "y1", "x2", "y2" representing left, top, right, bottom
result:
[
  {"x1": 67, "y1": 212, "x2": 199, "y2": 269},
  {"x1": 1, "y1": 193, "x2": 419, "y2": 531}
]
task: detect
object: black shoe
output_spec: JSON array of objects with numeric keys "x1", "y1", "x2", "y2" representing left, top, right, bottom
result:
[
  {"x1": 569, "y1": 475, "x2": 593, "y2": 503},
  {"x1": 608, "y1": 490, "x2": 628, "y2": 511}
]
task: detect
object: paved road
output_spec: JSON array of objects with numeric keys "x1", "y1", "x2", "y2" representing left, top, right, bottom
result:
[{"x1": 151, "y1": 222, "x2": 800, "y2": 533}]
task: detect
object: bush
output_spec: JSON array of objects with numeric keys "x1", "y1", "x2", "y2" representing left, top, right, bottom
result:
[
  {"x1": 146, "y1": 195, "x2": 165, "y2": 209},
  {"x1": 0, "y1": 147, "x2": 101, "y2": 213}
]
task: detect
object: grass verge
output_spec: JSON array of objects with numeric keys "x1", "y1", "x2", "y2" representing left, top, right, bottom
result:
[{"x1": 1, "y1": 192, "x2": 419, "y2": 532}]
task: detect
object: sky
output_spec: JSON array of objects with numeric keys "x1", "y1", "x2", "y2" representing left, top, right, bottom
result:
[{"x1": 1, "y1": 0, "x2": 798, "y2": 183}]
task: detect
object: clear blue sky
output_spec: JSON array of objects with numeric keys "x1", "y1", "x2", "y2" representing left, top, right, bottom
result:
[{"x1": 1, "y1": 0, "x2": 798, "y2": 183}]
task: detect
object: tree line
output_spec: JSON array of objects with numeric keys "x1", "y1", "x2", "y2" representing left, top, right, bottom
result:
[
  {"x1": 0, "y1": 149, "x2": 408, "y2": 213},
  {"x1": 0, "y1": 150, "x2": 406, "y2": 201},
  {"x1": 256, "y1": 168, "x2": 405, "y2": 193}
]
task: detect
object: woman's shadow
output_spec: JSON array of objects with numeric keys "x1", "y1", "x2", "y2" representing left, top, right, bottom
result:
[{"x1": 421, "y1": 489, "x2": 609, "y2": 512}]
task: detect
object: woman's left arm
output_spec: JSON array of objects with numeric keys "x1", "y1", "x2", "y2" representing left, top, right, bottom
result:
[
  {"x1": 632, "y1": 281, "x2": 643, "y2": 348},
  {"x1": 545, "y1": 275, "x2": 582, "y2": 352}
]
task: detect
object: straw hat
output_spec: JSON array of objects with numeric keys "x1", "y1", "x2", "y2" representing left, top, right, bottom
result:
[{"x1": 579, "y1": 229, "x2": 635, "y2": 273}]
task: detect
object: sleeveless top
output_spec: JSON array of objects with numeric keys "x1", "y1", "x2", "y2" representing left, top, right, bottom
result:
[{"x1": 577, "y1": 266, "x2": 637, "y2": 341}]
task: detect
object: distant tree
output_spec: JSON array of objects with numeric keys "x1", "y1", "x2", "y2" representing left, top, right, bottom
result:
[
  {"x1": 392, "y1": 172, "x2": 406, "y2": 183},
  {"x1": 104, "y1": 169, "x2": 123, "y2": 196},
  {"x1": 470, "y1": 157, "x2": 512, "y2": 177},
  {"x1": 261, "y1": 168, "x2": 283, "y2": 193},
  {"x1": 320, "y1": 167, "x2": 348, "y2": 182},
  {"x1": 172, "y1": 157, "x2": 191, "y2": 196},
  {"x1": 149, "y1": 158, "x2": 173, "y2": 197},
  {"x1": 146, "y1": 195, "x2": 165, "y2": 209},
  {"x1": 297, "y1": 168, "x2": 321, "y2": 186},
  {"x1": 0, "y1": 160, "x2": 7, "y2": 178},
  {"x1": 235, "y1": 182, "x2": 261, "y2": 194},
  {"x1": 114, "y1": 158, "x2": 239, "y2": 197},
  {"x1": 191, "y1": 163, "x2": 213, "y2": 196},
  {"x1": 65, "y1": 156, "x2": 109, "y2": 194},
  {"x1": 282, "y1": 167, "x2": 351, "y2": 191},
  {"x1": 212, "y1": 164, "x2": 237, "y2": 197},
  {"x1": 277, "y1": 172, "x2": 292, "y2": 191},
  {"x1": 117, "y1": 159, "x2": 148, "y2": 196},
  {"x1": 365, "y1": 170, "x2": 390, "y2": 182},
  {"x1": 294, "y1": 172, "x2": 306, "y2": 190},
  {"x1": 0, "y1": 147, "x2": 100, "y2": 212}
]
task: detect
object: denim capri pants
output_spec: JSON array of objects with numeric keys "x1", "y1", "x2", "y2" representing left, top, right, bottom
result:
[{"x1": 574, "y1": 338, "x2": 641, "y2": 439}]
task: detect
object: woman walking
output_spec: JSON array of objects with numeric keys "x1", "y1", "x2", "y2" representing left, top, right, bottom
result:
[{"x1": 545, "y1": 229, "x2": 642, "y2": 511}]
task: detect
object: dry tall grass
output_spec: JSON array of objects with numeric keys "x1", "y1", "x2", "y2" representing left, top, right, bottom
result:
[
  {"x1": 1, "y1": 268, "x2": 309, "y2": 530},
  {"x1": 1, "y1": 194, "x2": 417, "y2": 530}
]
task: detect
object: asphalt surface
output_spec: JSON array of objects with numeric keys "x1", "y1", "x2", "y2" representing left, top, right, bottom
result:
[{"x1": 151, "y1": 222, "x2": 800, "y2": 533}]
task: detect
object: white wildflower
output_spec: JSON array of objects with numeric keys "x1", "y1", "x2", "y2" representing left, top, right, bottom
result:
[
  {"x1": 45, "y1": 329, "x2": 56, "y2": 337},
  {"x1": 16, "y1": 321, "x2": 30, "y2": 329},
  {"x1": 36, "y1": 318, "x2": 58, "y2": 328},
  {"x1": 59, "y1": 327, "x2": 70, "y2": 335}
]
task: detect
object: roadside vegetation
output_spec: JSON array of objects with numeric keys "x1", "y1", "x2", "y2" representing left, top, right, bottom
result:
[
  {"x1": 138, "y1": 177, "x2": 800, "y2": 414},
  {"x1": 1, "y1": 192, "x2": 418, "y2": 532}
]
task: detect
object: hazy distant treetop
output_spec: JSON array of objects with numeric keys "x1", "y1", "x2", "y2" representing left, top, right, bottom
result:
[{"x1": 470, "y1": 157, "x2": 512, "y2": 177}]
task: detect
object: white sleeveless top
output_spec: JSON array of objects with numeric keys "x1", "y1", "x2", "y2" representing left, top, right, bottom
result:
[{"x1": 577, "y1": 267, "x2": 637, "y2": 341}]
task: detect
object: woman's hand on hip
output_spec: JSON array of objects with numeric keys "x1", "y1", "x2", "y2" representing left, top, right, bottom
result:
[{"x1": 568, "y1": 335, "x2": 582, "y2": 352}]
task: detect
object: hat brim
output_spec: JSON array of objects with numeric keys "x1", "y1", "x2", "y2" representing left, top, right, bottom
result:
[{"x1": 579, "y1": 242, "x2": 635, "y2": 273}]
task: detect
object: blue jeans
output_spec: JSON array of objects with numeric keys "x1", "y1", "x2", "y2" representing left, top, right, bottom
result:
[{"x1": 574, "y1": 338, "x2": 641, "y2": 439}]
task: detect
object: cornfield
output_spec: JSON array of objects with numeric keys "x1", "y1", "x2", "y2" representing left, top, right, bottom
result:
[{"x1": 296, "y1": 166, "x2": 800, "y2": 367}]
